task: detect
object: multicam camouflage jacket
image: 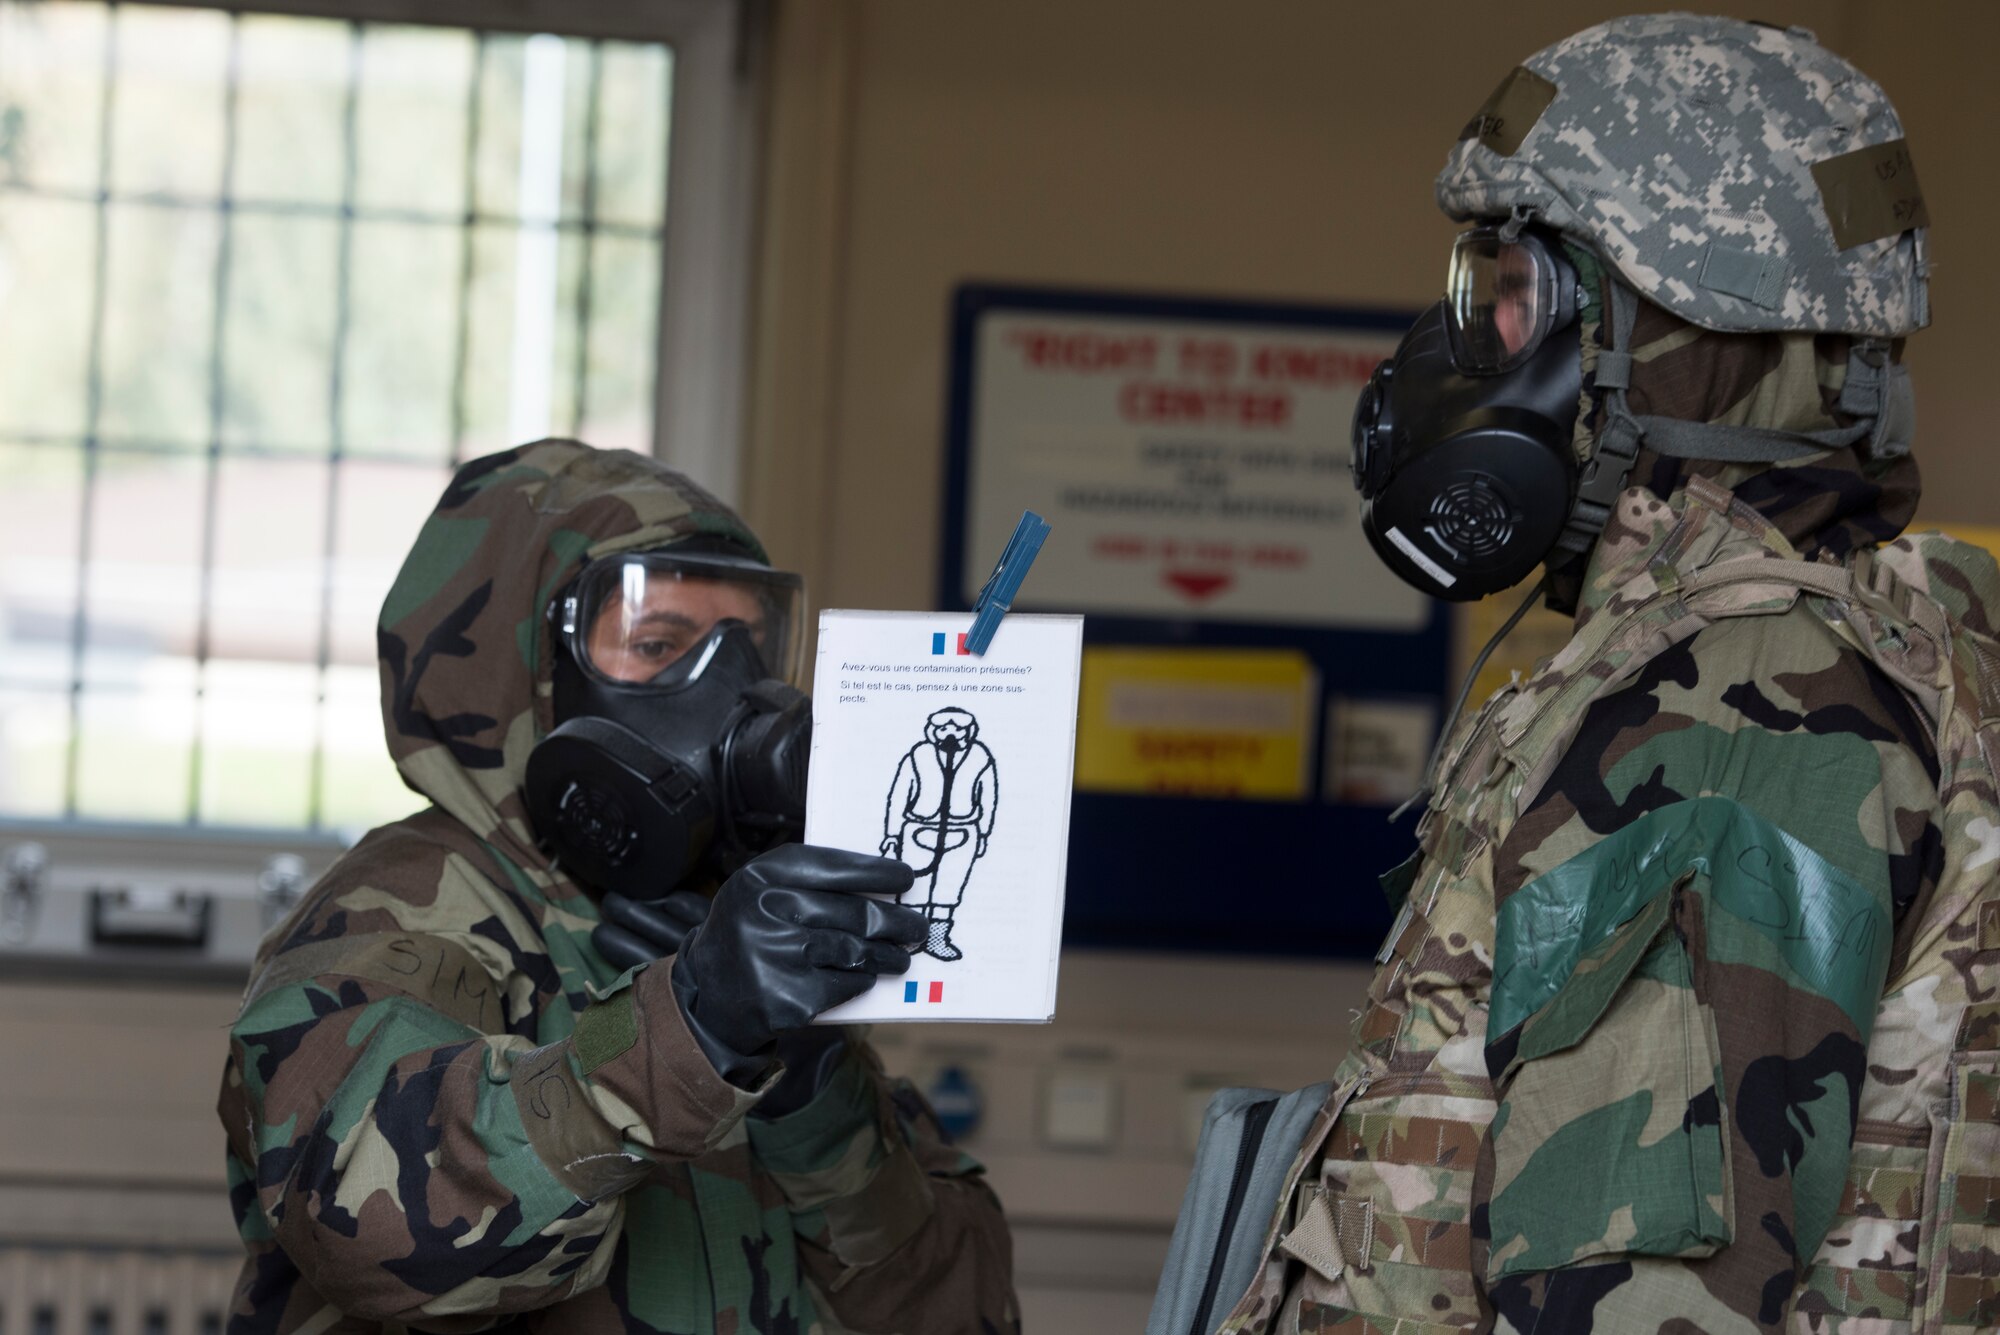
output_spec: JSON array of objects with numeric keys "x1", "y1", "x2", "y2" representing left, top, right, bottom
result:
[
  {"x1": 1217, "y1": 472, "x2": 1999, "y2": 1334},
  {"x1": 216, "y1": 441, "x2": 1017, "y2": 1334}
]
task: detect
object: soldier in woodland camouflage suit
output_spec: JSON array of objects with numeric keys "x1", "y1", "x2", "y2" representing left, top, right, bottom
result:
[
  {"x1": 1214, "y1": 16, "x2": 1997, "y2": 1335},
  {"x1": 217, "y1": 441, "x2": 1017, "y2": 1333}
]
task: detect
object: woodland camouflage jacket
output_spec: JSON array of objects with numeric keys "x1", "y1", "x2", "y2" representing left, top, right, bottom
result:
[
  {"x1": 216, "y1": 442, "x2": 1017, "y2": 1335},
  {"x1": 1219, "y1": 461, "x2": 2000, "y2": 1334}
]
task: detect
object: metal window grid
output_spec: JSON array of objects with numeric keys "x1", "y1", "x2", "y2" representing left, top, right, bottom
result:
[{"x1": 0, "y1": 0, "x2": 671, "y2": 832}]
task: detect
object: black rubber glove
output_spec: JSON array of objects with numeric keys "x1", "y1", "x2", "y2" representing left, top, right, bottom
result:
[
  {"x1": 593, "y1": 885, "x2": 849, "y2": 1115},
  {"x1": 670, "y1": 844, "x2": 925, "y2": 1090},
  {"x1": 592, "y1": 889, "x2": 710, "y2": 972}
]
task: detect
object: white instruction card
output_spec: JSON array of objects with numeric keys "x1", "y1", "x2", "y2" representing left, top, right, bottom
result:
[{"x1": 807, "y1": 610, "x2": 1084, "y2": 1023}]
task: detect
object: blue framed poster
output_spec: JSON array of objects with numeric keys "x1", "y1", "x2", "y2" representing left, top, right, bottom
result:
[{"x1": 941, "y1": 283, "x2": 1444, "y2": 959}]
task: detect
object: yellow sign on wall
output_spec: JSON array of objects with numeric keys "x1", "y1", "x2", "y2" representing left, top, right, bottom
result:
[{"x1": 1075, "y1": 646, "x2": 1318, "y2": 799}]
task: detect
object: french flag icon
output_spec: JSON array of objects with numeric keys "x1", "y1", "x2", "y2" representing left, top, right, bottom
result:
[
  {"x1": 929, "y1": 633, "x2": 971, "y2": 656},
  {"x1": 904, "y1": 980, "x2": 944, "y2": 1003}
]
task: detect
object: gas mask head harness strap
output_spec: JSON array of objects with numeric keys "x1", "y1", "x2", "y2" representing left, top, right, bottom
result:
[
  {"x1": 1561, "y1": 271, "x2": 1916, "y2": 561},
  {"x1": 524, "y1": 546, "x2": 813, "y2": 901}
]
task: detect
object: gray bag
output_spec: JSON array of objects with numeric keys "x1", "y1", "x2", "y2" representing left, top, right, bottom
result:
[{"x1": 1145, "y1": 1081, "x2": 1332, "y2": 1335}]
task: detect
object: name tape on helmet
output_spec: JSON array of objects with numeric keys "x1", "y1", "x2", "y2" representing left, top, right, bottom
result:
[
  {"x1": 1460, "y1": 66, "x2": 1558, "y2": 158},
  {"x1": 1812, "y1": 137, "x2": 1930, "y2": 252}
]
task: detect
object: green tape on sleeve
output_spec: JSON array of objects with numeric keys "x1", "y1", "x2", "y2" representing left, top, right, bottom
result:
[
  {"x1": 1516, "y1": 889, "x2": 1671, "y2": 1065},
  {"x1": 1492, "y1": 796, "x2": 1891, "y2": 1041},
  {"x1": 572, "y1": 988, "x2": 639, "y2": 1075}
]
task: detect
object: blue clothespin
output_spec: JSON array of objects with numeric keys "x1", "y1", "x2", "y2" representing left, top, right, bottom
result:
[{"x1": 964, "y1": 510, "x2": 1051, "y2": 655}]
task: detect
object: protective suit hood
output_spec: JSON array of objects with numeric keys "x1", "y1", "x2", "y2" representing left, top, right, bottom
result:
[
  {"x1": 1551, "y1": 266, "x2": 1922, "y2": 616},
  {"x1": 376, "y1": 439, "x2": 768, "y2": 881}
]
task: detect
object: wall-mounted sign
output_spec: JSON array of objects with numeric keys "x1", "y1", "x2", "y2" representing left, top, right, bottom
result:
[
  {"x1": 958, "y1": 303, "x2": 1419, "y2": 629},
  {"x1": 941, "y1": 286, "x2": 1444, "y2": 958},
  {"x1": 1075, "y1": 646, "x2": 1318, "y2": 800},
  {"x1": 1323, "y1": 696, "x2": 1438, "y2": 808}
]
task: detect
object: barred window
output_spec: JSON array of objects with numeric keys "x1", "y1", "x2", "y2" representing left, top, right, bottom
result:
[{"x1": 0, "y1": 0, "x2": 743, "y2": 835}]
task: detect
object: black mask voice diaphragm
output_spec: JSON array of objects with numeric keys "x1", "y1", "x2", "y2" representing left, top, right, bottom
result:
[{"x1": 1350, "y1": 297, "x2": 1584, "y2": 601}]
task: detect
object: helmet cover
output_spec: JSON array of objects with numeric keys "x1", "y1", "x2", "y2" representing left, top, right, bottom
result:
[{"x1": 1437, "y1": 13, "x2": 1929, "y2": 338}]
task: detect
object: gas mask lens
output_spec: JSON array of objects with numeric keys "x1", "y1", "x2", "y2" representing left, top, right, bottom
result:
[
  {"x1": 1445, "y1": 227, "x2": 1578, "y2": 375},
  {"x1": 562, "y1": 551, "x2": 805, "y2": 688}
]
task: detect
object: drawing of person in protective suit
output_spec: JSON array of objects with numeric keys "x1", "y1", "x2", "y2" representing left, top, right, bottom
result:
[{"x1": 881, "y1": 707, "x2": 997, "y2": 961}]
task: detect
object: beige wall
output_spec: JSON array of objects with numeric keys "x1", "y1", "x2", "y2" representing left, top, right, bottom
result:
[
  {"x1": 742, "y1": 0, "x2": 2000, "y2": 606},
  {"x1": 1845, "y1": 1, "x2": 2000, "y2": 521}
]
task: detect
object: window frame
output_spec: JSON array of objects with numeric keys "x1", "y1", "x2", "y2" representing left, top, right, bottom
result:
[{"x1": 0, "y1": 0, "x2": 762, "y2": 854}]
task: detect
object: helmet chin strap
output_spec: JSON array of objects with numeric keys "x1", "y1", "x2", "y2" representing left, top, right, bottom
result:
[{"x1": 1552, "y1": 275, "x2": 1916, "y2": 561}]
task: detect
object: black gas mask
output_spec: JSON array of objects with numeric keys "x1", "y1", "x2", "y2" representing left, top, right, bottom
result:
[
  {"x1": 524, "y1": 548, "x2": 811, "y2": 900},
  {"x1": 1351, "y1": 224, "x2": 1587, "y2": 600}
]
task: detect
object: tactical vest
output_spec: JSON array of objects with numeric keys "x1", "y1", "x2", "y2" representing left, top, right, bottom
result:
[{"x1": 1221, "y1": 487, "x2": 2000, "y2": 1335}]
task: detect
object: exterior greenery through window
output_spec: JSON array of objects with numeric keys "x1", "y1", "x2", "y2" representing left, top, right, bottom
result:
[{"x1": 0, "y1": 0, "x2": 673, "y2": 832}]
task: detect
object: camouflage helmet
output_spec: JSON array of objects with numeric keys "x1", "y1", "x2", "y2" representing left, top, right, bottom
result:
[{"x1": 1437, "y1": 13, "x2": 1930, "y2": 338}]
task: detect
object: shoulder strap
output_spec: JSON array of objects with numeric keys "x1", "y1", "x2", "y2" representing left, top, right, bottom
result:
[
  {"x1": 1496, "y1": 555, "x2": 1864, "y2": 816},
  {"x1": 1679, "y1": 556, "x2": 1855, "y2": 602}
]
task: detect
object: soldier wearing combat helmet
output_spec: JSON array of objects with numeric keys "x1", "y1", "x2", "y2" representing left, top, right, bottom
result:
[{"x1": 1215, "y1": 15, "x2": 1997, "y2": 1334}]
